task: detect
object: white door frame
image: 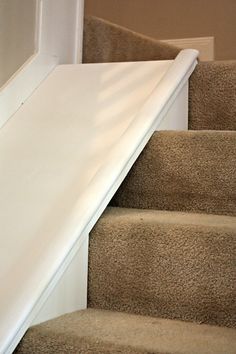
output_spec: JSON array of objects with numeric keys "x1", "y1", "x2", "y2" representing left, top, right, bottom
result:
[{"x1": 0, "y1": 0, "x2": 84, "y2": 129}]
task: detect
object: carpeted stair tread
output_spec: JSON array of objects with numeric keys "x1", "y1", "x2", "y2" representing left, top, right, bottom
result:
[
  {"x1": 83, "y1": 15, "x2": 179, "y2": 63},
  {"x1": 88, "y1": 207, "x2": 236, "y2": 328},
  {"x1": 189, "y1": 60, "x2": 236, "y2": 130},
  {"x1": 15, "y1": 308, "x2": 236, "y2": 354},
  {"x1": 111, "y1": 130, "x2": 236, "y2": 216}
]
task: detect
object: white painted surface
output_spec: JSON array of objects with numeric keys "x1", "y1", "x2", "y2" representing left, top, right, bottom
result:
[
  {"x1": 0, "y1": 0, "x2": 38, "y2": 87},
  {"x1": 157, "y1": 82, "x2": 188, "y2": 130},
  {"x1": 0, "y1": 0, "x2": 84, "y2": 129},
  {"x1": 75, "y1": 0, "x2": 85, "y2": 63},
  {"x1": 0, "y1": 50, "x2": 198, "y2": 353},
  {"x1": 33, "y1": 233, "x2": 89, "y2": 325},
  {"x1": 162, "y1": 37, "x2": 214, "y2": 61}
]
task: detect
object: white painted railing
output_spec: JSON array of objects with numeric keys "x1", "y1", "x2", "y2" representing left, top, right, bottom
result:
[{"x1": 0, "y1": 49, "x2": 198, "y2": 353}]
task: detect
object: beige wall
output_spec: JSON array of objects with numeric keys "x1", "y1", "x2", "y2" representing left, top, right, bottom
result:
[
  {"x1": 0, "y1": 0, "x2": 37, "y2": 87},
  {"x1": 85, "y1": 0, "x2": 236, "y2": 60}
]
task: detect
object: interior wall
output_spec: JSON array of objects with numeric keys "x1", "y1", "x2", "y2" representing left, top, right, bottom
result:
[
  {"x1": 0, "y1": 0, "x2": 37, "y2": 87},
  {"x1": 85, "y1": 0, "x2": 236, "y2": 60}
]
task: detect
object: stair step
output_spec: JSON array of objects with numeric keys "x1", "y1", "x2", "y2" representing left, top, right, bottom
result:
[
  {"x1": 89, "y1": 207, "x2": 236, "y2": 327},
  {"x1": 189, "y1": 60, "x2": 236, "y2": 131},
  {"x1": 83, "y1": 16, "x2": 179, "y2": 64},
  {"x1": 111, "y1": 130, "x2": 236, "y2": 216},
  {"x1": 15, "y1": 309, "x2": 236, "y2": 354}
]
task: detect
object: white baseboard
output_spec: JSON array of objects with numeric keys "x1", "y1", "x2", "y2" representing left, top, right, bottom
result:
[{"x1": 161, "y1": 37, "x2": 214, "y2": 61}]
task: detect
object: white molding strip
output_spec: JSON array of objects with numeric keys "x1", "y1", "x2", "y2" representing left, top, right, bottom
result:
[
  {"x1": 75, "y1": 0, "x2": 85, "y2": 63},
  {"x1": 0, "y1": 50, "x2": 198, "y2": 354},
  {"x1": 162, "y1": 37, "x2": 214, "y2": 61}
]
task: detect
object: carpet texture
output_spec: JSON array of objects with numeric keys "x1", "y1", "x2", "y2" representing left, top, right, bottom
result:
[
  {"x1": 189, "y1": 60, "x2": 236, "y2": 130},
  {"x1": 15, "y1": 309, "x2": 236, "y2": 354},
  {"x1": 83, "y1": 16, "x2": 179, "y2": 63},
  {"x1": 111, "y1": 130, "x2": 236, "y2": 216},
  {"x1": 88, "y1": 207, "x2": 236, "y2": 328}
]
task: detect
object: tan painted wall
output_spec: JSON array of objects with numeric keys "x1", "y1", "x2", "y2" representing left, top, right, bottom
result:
[
  {"x1": 85, "y1": 0, "x2": 236, "y2": 60},
  {"x1": 0, "y1": 0, "x2": 37, "y2": 87}
]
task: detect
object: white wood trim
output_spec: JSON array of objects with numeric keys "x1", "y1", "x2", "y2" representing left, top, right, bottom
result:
[
  {"x1": 162, "y1": 37, "x2": 214, "y2": 61},
  {"x1": 0, "y1": 0, "x2": 84, "y2": 129},
  {"x1": 75, "y1": 0, "x2": 85, "y2": 63},
  {"x1": 34, "y1": 0, "x2": 42, "y2": 54},
  {"x1": 0, "y1": 50, "x2": 198, "y2": 354}
]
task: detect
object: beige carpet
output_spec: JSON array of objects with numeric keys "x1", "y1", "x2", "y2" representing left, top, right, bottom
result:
[
  {"x1": 83, "y1": 15, "x2": 179, "y2": 63},
  {"x1": 189, "y1": 60, "x2": 236, "y2": 130},
  {"x1": 15, "y1": 309, "x2": 236, "y2": 354},
  {"x1": 112, "y1": 130, "x2": 236, "y2": 216},
  {"x1": 88, "y1": 207, "x2": 236, "y2": 328}
]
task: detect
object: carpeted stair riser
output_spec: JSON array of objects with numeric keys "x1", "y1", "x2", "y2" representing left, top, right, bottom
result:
[
  {"x1": 189, "y1": 60, "x2": 236, "y2": 130},
  {"x1": 15, "y1": 309, "x2": 236, "y2": 354},
  {"x1": 83, "y1": 16, "x2": 179, "y2": 63},
  {"x1": 88, "y1": 207, "x2": 236, "y2": 328},
  {"x1": 111, "y1": 130, "x2": 236, "y2": 216},
  {"x1": 83, "y1": 16, "x2": 236, "y2": 131}
]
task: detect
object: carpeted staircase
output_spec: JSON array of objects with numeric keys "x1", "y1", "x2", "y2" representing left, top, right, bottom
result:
[{"x1": 15, "y1": 16, "x2": 236, "y2": 354}]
